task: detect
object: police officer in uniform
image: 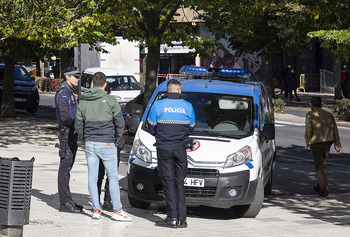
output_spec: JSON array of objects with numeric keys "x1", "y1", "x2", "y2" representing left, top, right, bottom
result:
[
  {"x1": 55, "y1": 66, "x2": 83, "y2": 213},
  {"x1": 145, "y1": 79, "x2": 195, "y2": 228}
]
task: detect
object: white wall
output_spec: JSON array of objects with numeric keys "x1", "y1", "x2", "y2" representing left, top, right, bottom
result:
[{"x1": 100, "y1": 37, "x2": 140, "y2": 81}]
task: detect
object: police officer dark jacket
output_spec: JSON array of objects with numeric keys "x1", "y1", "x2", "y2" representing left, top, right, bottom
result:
[
  {"x1": 55, "y1": 81, "x2": 77, "y2": 129},
  {"x1": 54, "y1": 67, "x2": 82, "y2": 213},
  {"x1": 145, "y1": 92, "x2": 195, "y2": 149}
]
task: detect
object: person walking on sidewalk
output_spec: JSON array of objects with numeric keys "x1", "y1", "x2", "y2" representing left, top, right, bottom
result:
[
  {"x1": 75, "y1": 72, "x2": 132, "y2": 221},
  {"x1": 54, "y1": 66, "x2": 83, "y2": 213},
  {"x1": 286, "y1": 66, "x2": 301, "y2": 101},
  {"x1": 278, "y1": 64, "x2": 288, "y2": 97},
  {"x1": 341, "y1": 65, "x2": 349, "y2": 99},
  {"x1": 304, "y1": 96, "x2": 342, "y2": 197},
  {"x1": 145, "y1": 79, "x2": 195, "y2": 228}
]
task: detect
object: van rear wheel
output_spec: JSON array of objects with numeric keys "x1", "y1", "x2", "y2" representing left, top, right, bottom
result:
[
  {"x1": 128, "y1": 195, "x2": 151, "y2": 209},
  {"x1": 235, "y1": 177, "x2": 264, "y2": 218}
]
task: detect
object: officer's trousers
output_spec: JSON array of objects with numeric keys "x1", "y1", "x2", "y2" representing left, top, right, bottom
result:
[
  {"x1": 157, "y1": 148, "x2": 187, "y2": 221},
  {"x1": 58, "y1": 128, "x2": 78, "y2": 204},
  {"x1": 311, "y1": 141, "x2": 332, "y2": 193}
]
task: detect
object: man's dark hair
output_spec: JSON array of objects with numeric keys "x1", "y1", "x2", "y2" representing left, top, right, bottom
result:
[
  {"x1": 105, "y1": 84, "x2": 111, "y2": 94},
  {"x1": 167, "y1": 79, "x2": 181, "y2": 86},
  {"x1": 93, "y1": 72, "x2": 106, "y2": 87},
  {"x1": 311, "y1": 96, "x2": 322, "y2": 107}
]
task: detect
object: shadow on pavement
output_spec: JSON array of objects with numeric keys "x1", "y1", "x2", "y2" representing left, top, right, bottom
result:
[
  {"x1": 265, "y1": 159, "x2": 350, "y2": 226},
  {"x1": 31, "y1": 189, "x2": 92, "y2": 218},
  {"x1": 0, "y1": 115, "x2": 57, "y2": 148}
]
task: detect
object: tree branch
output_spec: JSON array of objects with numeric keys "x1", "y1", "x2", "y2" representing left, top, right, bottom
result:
[{"x1": 159, "y1": 0, "x2": 182, "y2": 33}]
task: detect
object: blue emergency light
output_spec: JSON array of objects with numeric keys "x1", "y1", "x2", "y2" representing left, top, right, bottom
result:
[
  {"x1": 179, "y1": 66, "x2": 208, "y2": 76},
  {"x1": 179, "y1": 66, "x2": 251, "y2": 80},
  {"x1": 220, "y1": 68, "x2": 250, "y2": 78}
]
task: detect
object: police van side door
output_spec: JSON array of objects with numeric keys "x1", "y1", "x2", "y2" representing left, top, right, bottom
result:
[
  {"x1": 260, "y1": 88, "x2": 275, "y2": 184},
  {"x1": 257, "y1": 89, "x2": 271, "y2": 179}
]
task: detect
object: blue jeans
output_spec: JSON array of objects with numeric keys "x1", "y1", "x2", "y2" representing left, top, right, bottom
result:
[{"x1": 85, "y1": 141, "x2": 122, "y2": 212}]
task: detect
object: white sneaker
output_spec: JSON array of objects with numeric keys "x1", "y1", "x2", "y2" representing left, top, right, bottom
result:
[
  {"x1": 111, "y1": 210, "x2": 132, "y2": 222},
  {"x1": 92, "y1": 210, "x2": 101, "y2": 220}
]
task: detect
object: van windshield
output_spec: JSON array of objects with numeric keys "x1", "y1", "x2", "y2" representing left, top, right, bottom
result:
[
  {"x1": 106, "y1": 76, "x2": 141, "y2": 91},
  {"x1": 152, "y1": 92, "x2": 254, "y2": 138}
]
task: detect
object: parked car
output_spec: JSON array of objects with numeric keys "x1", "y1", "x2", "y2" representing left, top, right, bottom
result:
[
  {"x1": 127, "y1": 66, "x2": 276, "y2": 218},
  {"x1": 81, "y1": 67, "x2": 141, "y2": 105},
  {"x1": 125, "y1": 92, "x2": 144, "y2": 117},
  {"x1": 0, "y1": 64, "x2": 40, "y2": 114}
]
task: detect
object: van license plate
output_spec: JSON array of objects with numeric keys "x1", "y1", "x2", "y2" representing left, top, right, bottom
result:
[
  {"x1": 14, "y1": 98, "x2": 27, "y2": 102},
  {"x1": 184, "y1": 178, "x2": 205, "y2": 187}
]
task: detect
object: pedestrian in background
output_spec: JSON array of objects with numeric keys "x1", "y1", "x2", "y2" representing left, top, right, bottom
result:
[
  {"x1": 75, "y1": 72, "x2": 132, "y2": 221},
  {"x1": 341, "y1": 65, "x2": 349, "y2": 99},
  {"x1": 54, "y1": 66, "x2": 83, "y2": 213},
  {"x1": 286, "y1": 66, "x2": 301, "y2": 101},
  {"x1": 145, "y1": 79, "x2": 195, "y2": 228},
  {"x1": 278, "y1": 65, "x2": 287, "y2": 97},
  {"x1": 305, "y1": 96, "x2": 342, "y2": 197}
]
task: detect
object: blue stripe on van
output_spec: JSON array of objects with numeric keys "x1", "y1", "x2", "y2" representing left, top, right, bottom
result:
[{"x1": 245, "y1": 162, "x2": 254, "y2": 169}]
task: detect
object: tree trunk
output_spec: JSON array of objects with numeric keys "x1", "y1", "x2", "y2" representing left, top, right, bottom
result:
[
  {"x1": 333, "y1": 60, "x2": 342, "y2": 100},
  {"x1": 0, "y1": 57, "x2": 16, "y2": 117},
  {"x1": 260, "y1": 54, "x2": 275, "y2": 98},
  {"x1": 60, "y1": 49, "x2": 69, "y2": 78},
  {"x1": 143, "y1": 39, "x2": 161, "y2": 110}
]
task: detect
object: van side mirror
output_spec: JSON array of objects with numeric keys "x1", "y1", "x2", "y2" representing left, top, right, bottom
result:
[
  {"x1": 128, "y1": 115, "x2": 140, "y2": 134},
  {"x1": 263, "y1": 123, "x2": 275, "y2": 140}
]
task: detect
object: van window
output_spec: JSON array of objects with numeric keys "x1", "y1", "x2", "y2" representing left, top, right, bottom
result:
[
  {"x1": 259, "y1": 96, "x2": 264, "y2": 131},
  {"x1": 81, "y1": 74, "x2": 93, "y2": 88},
  {"x1": 150, "y1": 92, "x2": 253, "y2": 138},
  {"x1": 106, "y1": 76, "x2": 141, "y2": 91}
]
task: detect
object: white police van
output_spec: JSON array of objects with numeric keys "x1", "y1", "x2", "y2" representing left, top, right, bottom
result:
[
  {"x1": 81, "y1": 67, "x2": 141, "y2": 105},
  {"x1": 127, "y1": 66, "x2": 276, "y2": 218}
]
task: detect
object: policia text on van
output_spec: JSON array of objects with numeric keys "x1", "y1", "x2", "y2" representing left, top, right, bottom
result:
[{"x1": 127, "y1": 66, "x2": 276, "y2": 218}]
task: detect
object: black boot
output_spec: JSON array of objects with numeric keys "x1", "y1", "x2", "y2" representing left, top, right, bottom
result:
[
  {"x1": 155, "y1": 217, "x2": 177, "y2": 228},
  {"x1": 102, "y1": 201, "x2": 113, "y2": 211},
  {"x1": 59, "y1": 202, "x2": 82, "y2": 213},
  {"x1": 177, "y1": 219, "x2": 188, "y2": 228}
]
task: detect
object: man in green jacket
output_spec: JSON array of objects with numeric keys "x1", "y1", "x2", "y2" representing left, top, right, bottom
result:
[
  {"x1": 75, "y1": 72, "x2": 132, "y2": 221},
  {"x1": 305, "y1": 96, "x2": 342, "y2": 198}
]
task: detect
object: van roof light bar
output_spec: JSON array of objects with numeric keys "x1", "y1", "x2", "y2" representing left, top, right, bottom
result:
[
  {"x1": 179, "y1": 66, "x2": 251, "y2": 80},
  {"x1": 179, "y1": 66, "x2": 208, "y2": 76}
]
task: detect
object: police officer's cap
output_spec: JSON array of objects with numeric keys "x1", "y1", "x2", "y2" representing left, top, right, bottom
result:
[{"x1": 63, "y1": 66, "x2": 81, "y2": 78}]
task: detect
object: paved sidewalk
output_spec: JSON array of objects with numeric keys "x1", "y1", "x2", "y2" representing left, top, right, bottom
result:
[
  {"x1": 275, "y1": 92, "x2": 350, "y2": 128},
  {"x1": 0, "y1": 92, "x2": 349, "y2": 236}
]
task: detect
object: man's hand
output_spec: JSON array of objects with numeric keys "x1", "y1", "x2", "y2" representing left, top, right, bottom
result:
[
  {"x1": 335, "y1": 146, "x2": 342, "y2": 152},
  {"x1": 307, "y1": 145, "x2": 311, "y2": 150}
]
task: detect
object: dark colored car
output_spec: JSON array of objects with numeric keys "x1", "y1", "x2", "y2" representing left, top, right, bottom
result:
[
  {"x1": 0, "y1": 64, "x2": 40, "y2": 114},
  {"x1": 125, "y1": 92, "x2": 144, "y2": 118}
]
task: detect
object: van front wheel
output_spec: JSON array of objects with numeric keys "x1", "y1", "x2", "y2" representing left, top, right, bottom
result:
[
  {"x1": 236, "y1": 177, "x2": 264, "y2": 218},
  {"x1": 128, "y1": 195, "x2": 151, "y2": 209}
]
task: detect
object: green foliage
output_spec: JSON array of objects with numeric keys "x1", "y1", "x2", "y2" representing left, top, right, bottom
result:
[
  {"x1": 198, "y1": 1, "x2": 317, "y2": 56},
  {"x1": 198, "y1": 0, "x2": 350, "y2": 59},
  {"x1": 308, "y1": 30, "x2": 350, "y2": 62},
  {"x1": 331, "y1": 99, "x2": 350, "y2": 122},
  {"x1": 272, "y1": 98, "x2": 286, "y2": 114}
]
